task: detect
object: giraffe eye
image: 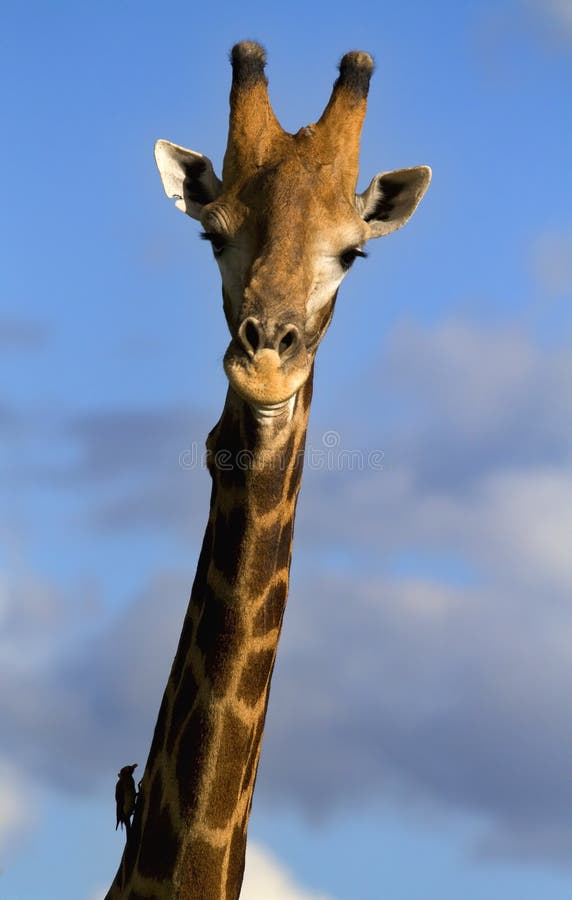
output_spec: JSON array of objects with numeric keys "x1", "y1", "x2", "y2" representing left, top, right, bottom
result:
[
  {"x1": 200, "y1": 231, "x2": 227, "y2": 256},
  {"x1": 339, "y1": 247, "x2": 368, "y2": 271}
]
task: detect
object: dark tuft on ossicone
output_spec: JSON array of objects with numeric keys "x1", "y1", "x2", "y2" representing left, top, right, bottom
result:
[
  {"x1": 231, "y1": 41, "x2": 268, "y2": 86},
  {"x1": 336, "y1": 50, "x2": 374, "y2": 98}
]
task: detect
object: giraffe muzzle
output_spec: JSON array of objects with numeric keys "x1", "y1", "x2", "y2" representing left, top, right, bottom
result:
[{"x1": 223, "y1": 316, "x2": 310, "y2": 406}]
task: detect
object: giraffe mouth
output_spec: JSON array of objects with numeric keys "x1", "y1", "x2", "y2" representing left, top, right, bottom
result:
[{"x1": 223, "y1": 346, "x2": 310, "y2": 406}]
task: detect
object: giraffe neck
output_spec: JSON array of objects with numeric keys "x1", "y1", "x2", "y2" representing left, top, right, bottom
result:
[{"x1": 106, "y1": 373, "x2": 314, "y2": 900}]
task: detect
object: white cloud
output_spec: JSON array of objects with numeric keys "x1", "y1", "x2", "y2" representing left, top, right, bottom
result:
[
  {"x1": 378, "y1": 319, "x2": 571, "y2": 461},
  {"x1": 383, "y1": 319, "x2": 543, "y2": 437},
  {"x1": 242, "y1": 843, "x2": 333, "y2": 900},
  {"x1": 0, "y1": 571, "x2": 65, "y2": 667},
  {"x1": 474, "y1": 466, "x2": 572, "y2": 591},
  {"x1": 261, "y1": 561, "x2": 572, "y2": 846},
  {"x1": 301, "y1": 320, "x2": 572, "y2": 588},
  {"x1": 257, "y1": 318, "x2": 572, "y2": 853},
  {"x1": 525, "y1": 0, "x2": 572, "y2": 42},
  {"x1": 480, "y1": 1, "x2": 572, "y2": 61},
  {"x1": 0, "y1": 760, "x2": 35, "y2": 856},
  {"x1": 0, "y1": 569, "x2": 188, "y2": 790},
  {"x1": 532, "y1": 231, "x2": 572, "y2": 297}
]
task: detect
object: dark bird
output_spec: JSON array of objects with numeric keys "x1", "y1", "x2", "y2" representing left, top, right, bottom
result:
[{"x1": 115, "y1": 764, "x2": 138, "y2": 837}]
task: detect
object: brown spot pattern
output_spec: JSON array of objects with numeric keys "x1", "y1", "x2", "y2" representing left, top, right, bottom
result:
[
  {"x1": 254, "y1": 580, "x2": 287, "y2": 635},
  {"x1": 237, "y1": 648, "x2": 275, "y2": 706},
  {"x1": 138, "y1": 772, "x2": 178, "y2": 882},
  {"x1": 176, "y1": 703, "x2": 210, "y2": 815}
]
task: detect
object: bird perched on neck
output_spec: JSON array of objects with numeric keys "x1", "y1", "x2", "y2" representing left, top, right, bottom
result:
[{"x1": 115, "y1": 764, "x2": 138, "y2": 837}]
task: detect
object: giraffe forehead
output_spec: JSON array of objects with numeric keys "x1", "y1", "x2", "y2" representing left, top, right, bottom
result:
[{"x1": 226, "y1": 148, "x2": 351, "y2": 222}]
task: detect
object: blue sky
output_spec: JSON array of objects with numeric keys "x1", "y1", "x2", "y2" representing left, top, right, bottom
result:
[{"x1": 1, "y1": 1, "x2": 571, "y2": 898}]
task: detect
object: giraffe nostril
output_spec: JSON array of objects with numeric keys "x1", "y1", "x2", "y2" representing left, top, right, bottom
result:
[
  {"x1": 237, "y1": 318, "x2": 301, "y2": 360},
  {"x1": 238, "y1": 317, "x2": 263, "y2": 357},
  {"x1": 245, "y1": 320, "x2": 260, "y2": 353},
  {"x1": 277, "y1": 326, "x2": 300, "y2": 359}
]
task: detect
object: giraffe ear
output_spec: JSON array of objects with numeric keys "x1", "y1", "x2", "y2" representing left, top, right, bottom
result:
[
  {"x1": 356, "y1": 166, "x2": 431, "y2": 238},
  {"x1": 154, "y1": 139, "x2": 222, "y2": 220}
]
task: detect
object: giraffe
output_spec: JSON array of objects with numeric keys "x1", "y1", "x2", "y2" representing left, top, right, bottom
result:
[{"x1": 105, "y1": 41, "x2": 430, "y2": 900}]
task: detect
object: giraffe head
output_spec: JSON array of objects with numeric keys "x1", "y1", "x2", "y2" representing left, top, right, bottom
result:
[{"x1": 155, "y1": 42, "x2": 430, "y2": 410}]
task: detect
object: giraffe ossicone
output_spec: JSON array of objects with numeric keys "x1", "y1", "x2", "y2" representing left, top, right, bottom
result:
[{"x1": 105, "y1": 41, "x2": 430, "y2": 900}]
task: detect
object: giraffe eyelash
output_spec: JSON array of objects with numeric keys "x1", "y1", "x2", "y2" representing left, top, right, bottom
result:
[
  {"x1": 200, "y1": 231, "x2": 227, "y2": 255},
  {"x1": 339, "y1": 247, "x2": 368, "y2": 271}
]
